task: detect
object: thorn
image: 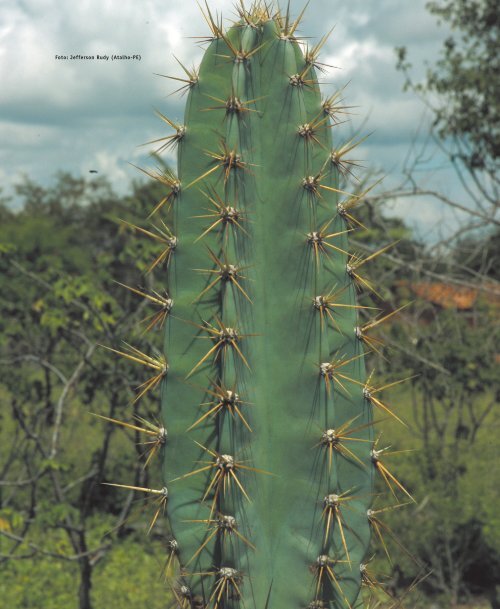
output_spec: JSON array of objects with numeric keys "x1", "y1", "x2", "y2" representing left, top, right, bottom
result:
[
  {"x1": 306, "y1": 220, "x2": 351, "y2": 270},
  {"x1": 91, "y1": 412, "x2": 166, "y2": 468},
  {"x1": 169, "y1": 582, "x2": 193, "y2": 609},
  {"x1": 215, "y1": 28, "x2": 269, "y2": 64},
  {"x1": 192, "y1": 247, "x2": 252, "y2": 304},
  {"x1": 367, "y1": 502, "x2": 418, "y2": 565},
  {"x1": 234, "y1": 0, "x2": 272, "y2": 28},
  {"x1": 312, "y1": 284, "x2": 377, "y2": 334},
  {"x1": 321, "y1": 491, "x2": 354, "y2": 563},
  {"x1": 184, "y1": 512, "x2": 255, "y2": 565},
  {"x1": 346, "y1": 242, "x2": 399, "y2": 298},
  {"x1": 128, "y1": 163, "x2": 180, "y2": 216},
  {"x1": 297, "y1": 110, "x2": 335, "y2": 150},
  {"x1": 324, "y1": 133, "x2": 373, "y2": 180},
  {"x1": 302, "y1": 172, "x2": 353, "y2": 204},
  {"x1": 360, "y1": 559, "x2": 395, "y2": 600},
  {"x1": 316, "y1": 415, "x2": 374, "y2": 472},
  {"x1": 155, "y1": 55, "x2": 199, "y2": 97},
  {"x1": 336, "y1": 177, "x2": 384, "y2": 229},
  {"x1": 319, "y1": 351, "x2": 366, "y2": 396},
  {"x1": 184, "y1": 318, "x2": 254, "y2": 379},
  {"x1": 310, "y1": 554, "x2": 352, "y2": 608},
  {"x1": 322, "y1": 85, "x2": 358, "y2": 123},
  {"x1": 356, "y1": 303, "x2": 411, "y2": 359},
  {"x1": 185, "y1": 140, "x2": 251, "y2": 190},
  {"x1": 192, "y1": 186, "x2": 250, "y2": 243},
  {"x1": 289, "y1": 63, "x2": 319, "y2": 89},
  {"x1": 371, "y1": 436, "x2": 416, "y2": 502},
  {"x1": 187, "y1": 380, "x2": 252, "y2": 432},
  {"x1": 114, "y1": 281, "x2": 173, "y2": 333},
  {"x1": 361, "y1": 302, "x2": 411, "y2": 334},
  {"x1": 304, "y1": 26, "x2": 336, "y2": 73},
  {"x1": 345, "y1": 371, "x2": 412, "y2": 426},
  {"x1": 141, "y1": 110, "x2": 186, "y2": 155},
  {"x1": 201, "y1": 89, "x2": 265, "y2": 119},
  {"x1": 102, "y1": 482, "x2": 168, "y2": 533},
  {"x1": 99, "y1": 343, "x2": 168, "y2": 402},
  {"x1": 279, "y1": 0, "x2": 310, "y2": 40},
  {"x1": 207, "y1": 566, "x2": 244, "y2": 608},
  {"x1": 386, "y1": 570, "x2": 433, "y2": 609},
  {"x1": 171, "y1": 442, "x2": 272, "y2": 518},
  {"x1": 120, "y1": 219, "x2": 177, "y2": 274},
  {"x1": 195, "y1": 0, "x2": 224, "y2": 42},
  {"x1": 162, "y1": 538, "x2": 180, "y2": 579}
]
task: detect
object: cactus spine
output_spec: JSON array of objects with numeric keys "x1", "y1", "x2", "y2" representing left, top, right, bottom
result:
[{"x1": 102, "y1": 3, "x2": 412, "y2": 608}]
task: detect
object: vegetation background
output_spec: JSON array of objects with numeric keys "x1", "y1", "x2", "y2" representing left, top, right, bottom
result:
[{"x1": 0, "y1": 1, "x2": 498, "y2": 608}]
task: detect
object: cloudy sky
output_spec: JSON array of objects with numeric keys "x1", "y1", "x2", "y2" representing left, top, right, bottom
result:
[{"x1": 0, "y1": 0, "x2": 455, "y2": 238}]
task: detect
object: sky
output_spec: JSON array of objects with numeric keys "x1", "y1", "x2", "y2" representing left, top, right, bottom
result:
[{"x1": 0, "y1": 0, "x2": 457, "y2": 239}]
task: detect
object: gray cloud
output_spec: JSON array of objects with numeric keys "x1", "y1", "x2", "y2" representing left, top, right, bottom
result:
[{"x1": 1, "y1": 0, "x2": 452, "y2": 234}]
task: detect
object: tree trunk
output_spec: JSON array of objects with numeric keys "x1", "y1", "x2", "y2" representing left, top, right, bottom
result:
[
  {"x1": 79, "y1": 557, "x2": 93, "y2": 609},
  {"x1": 487, "y1": 585, "x2": 500, "y2": 609}
]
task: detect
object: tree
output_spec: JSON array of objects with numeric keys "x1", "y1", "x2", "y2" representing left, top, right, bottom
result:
[
  {"x1": 392, "y1": 0, "x2": 499, "y2": 250},
  {"x1": 0, "y1": 172, "x2": 172, "y2": 609},
  {"x1": 404, "y1": 0, "x2": 498, "y2": 173},
  {"x1": 356, "y1": 2, "x2": 500, "y2": 604},
  {"x1": 382, "y1": 297, "x2": 500, "y2": 605}
]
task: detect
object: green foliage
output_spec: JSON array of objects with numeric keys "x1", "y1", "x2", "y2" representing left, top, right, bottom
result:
[
  {"x1": 94, "y1": 539, "x2": 170, "y2": 606},
  {"x1": 0, "y1": 170, "x2": 174, "y2": 609},
  {"x1": 0, "y1": 537, "x2": 167, "y2": 609},
  {"x1": 452, "y1": 227, "x2": 500, "y2": 281},
  {"x1": 0, "y1": 559, "x2": 78, "y2": 609},
  {"x1": 1, "y1": 3, "x2": 498, "y2": 608},
  {"x1": 425, "y1": 0, "x2": 499, "y2": 170},
  {"x1": 382, "y1": 299, "x2": 500, "y2": 602},
  {"x1": 0, "y1": 161, "x2": 498, "y2": 609},
  {"x1": 396, "y1": 0, "x2": 499, "y2": 174}
]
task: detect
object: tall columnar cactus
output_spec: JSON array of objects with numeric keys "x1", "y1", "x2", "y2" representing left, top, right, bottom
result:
[{"x1": 102, "y1": 3, "x2": 412, "y2": 608}]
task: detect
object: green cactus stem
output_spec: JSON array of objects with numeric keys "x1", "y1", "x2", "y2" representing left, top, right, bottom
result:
[
  {"x1": 155, "y1": 4, "x2": 374, "y2": 607},
  {"x1": 102, "y1": 3, "x2": 414, "y2": 608}
]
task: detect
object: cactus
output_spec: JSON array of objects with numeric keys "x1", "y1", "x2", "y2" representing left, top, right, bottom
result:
[{"x1": 101, "y1": 2, "x2": 413, "y2": 608}]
